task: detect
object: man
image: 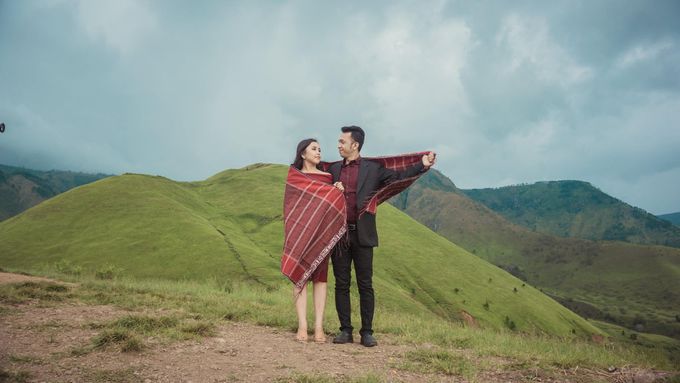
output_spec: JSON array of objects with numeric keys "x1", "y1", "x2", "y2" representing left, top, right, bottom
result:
[{"x1": 328, "y1": 125, "x2": 436, "y2": 347}]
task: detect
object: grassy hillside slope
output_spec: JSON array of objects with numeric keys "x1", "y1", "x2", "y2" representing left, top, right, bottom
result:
[
  {"x1": 391, "y1": 171, "x2": 680, "y2": 339},
  {"x1": 0, "y1": 164, "x2": 599, "y2": 338}
]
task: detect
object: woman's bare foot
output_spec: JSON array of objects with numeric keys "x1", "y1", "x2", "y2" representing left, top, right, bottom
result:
[
  {"x1": 313, "y1": 328, "x2": 326, "y2": 343},
  {"x1": 296, "y1": 328, "x2": 308, "y2": 342}
]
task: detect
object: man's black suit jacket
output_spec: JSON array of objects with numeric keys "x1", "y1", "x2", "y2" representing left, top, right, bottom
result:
[{"x1": 328, "y1": 158, "x2": 424, "y2": 247}]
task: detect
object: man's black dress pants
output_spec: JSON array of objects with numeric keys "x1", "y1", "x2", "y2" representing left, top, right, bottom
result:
[{"x1": 331, "y1": 230, "x2": 374, "y2": 336}]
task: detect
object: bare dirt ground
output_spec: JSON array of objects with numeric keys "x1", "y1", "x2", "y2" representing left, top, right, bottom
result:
[{"x1": 0, "y1": 272, "x2": 674, "y2": 383}]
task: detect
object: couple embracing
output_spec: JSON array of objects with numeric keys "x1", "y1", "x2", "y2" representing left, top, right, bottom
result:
[{"x1": 282, "y1": 126, "x2": 436, "y2": 347}]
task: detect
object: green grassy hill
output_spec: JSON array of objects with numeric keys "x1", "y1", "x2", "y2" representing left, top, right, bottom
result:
[
  {"x1": 0, "y1": 163, "x2": 600, "y2": 338},
  {"x1": 0, "y1": 164, "x2": 110, "y2": 221},
  {"x1": 461, "y1": 180, "x2": 680, "y2": 248},
  {"x1": 390, "y1": 171, "x2": 680, "y2": 339}
]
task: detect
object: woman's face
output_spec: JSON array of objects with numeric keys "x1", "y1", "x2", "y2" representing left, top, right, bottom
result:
[{"x1": 303, "y1": 141, "x2": 322, "y2": 165}]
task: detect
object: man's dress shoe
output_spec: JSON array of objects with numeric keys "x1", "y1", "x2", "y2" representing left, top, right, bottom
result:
[
  {"x1": 360, "y1": 334, "x2": 377, "y2": 347},
  {"x1": 332, "y1": 330, "x2": 353, "y2": 344}
]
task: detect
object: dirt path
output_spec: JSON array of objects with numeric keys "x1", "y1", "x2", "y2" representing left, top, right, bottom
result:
[
  {"x1": 0, "y1": 305, "x2": 428, "y2": 382},
  {"x1": 0, "y1": 272, "x2": 673, "y2": 382}
]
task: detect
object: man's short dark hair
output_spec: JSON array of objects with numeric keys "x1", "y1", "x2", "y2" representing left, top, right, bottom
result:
[{"x1": 341, "y1": 125, "x2": 365, "y2": 152}]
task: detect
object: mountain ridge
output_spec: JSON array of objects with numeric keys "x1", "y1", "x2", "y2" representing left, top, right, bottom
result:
[
  {"x1": 0, "y1": 163, "x2": 111, "y2": 221},
  {"x1": 461, "y1": 179, "x2": 680, "y2": 248},
  {"x1": 659, "y1": 212, "x2": 680, "y2": 226}
]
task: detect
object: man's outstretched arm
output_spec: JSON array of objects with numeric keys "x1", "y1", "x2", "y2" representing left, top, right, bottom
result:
[{"x1": 378, "y1": 152, "x2": 437, "y2": 185}]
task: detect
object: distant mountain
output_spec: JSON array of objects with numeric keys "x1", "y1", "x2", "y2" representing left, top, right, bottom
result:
[
  {"x1": 0, "y1": 164, "x2": 601, "y2": 338},
  {"x1": 0, "y1": 164, "x2": 111, "y2": 221},
  {"x1": 390, "y1": 170, "x2": 680, "y2": 339},
  {"x1": 461, "y1": 180, "x2": 680, "y2": 248},
  {"x1": 659, "y1": 212, "x2": 680, "y2": 227}
]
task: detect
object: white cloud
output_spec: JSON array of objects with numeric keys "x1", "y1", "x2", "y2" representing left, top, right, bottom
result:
[
  {"x1": 340, "y1": 8, "x2": 474, "y2": 150},
  {"x1": 506, "y1": 116, "x2": 558, "y2": 155},
  {"x1": 496, "y1": 14, "x2": 592, "y2": 87},
  {"x1": 74, "y1": 0, "x2": 158, "y2": 55},
  {"x1": 617, "y1": 39, "x2": 674, "y2": 68}
]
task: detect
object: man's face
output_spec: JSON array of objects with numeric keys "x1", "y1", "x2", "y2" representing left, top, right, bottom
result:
[{"x1": 337, "y1": 132, "x2": 358, "y2": 159}]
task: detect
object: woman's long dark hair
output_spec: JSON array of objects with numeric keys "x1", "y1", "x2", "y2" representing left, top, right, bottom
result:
[{"x1": 292, "y1": 138, "x2": 321, "y2": 170}]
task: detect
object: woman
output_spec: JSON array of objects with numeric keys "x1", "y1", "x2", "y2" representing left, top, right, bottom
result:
[{"x1": 282, "y1": 138, "x2": 345, "y2": 343}]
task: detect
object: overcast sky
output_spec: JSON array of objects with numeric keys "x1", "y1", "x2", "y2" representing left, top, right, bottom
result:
[{"x1": 1, "y1": 1, "x2": 679, "y2": 214}]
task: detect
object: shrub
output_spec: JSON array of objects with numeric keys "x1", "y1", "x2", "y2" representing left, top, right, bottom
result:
[
  {"x1": 95, "y1": 264, "x2": 123, "y2": 280},
  {"x1": 54, "y1": 259, "x2": 83, "y2": 276},
  {"x1": 504, "y1": 316, "x2": 516, "y2": 330}
]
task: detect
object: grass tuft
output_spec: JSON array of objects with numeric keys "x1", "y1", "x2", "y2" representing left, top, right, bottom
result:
[
  {"x1": 0, "y1": 369, "x2": 31, "y2": 383},
  {"x1": 0, "y1": 281, "x2": 70, "y2": 304},
  {"x1": 7, "y1": 354, "x2": 43, "y2": 364},
  {"x1": 90, "y1": 327, "x2": 145, "y2": 353},
  {"x1": 95, "y1": 264, "x2": 124, "y2": 280},
  {"x1": 53, "y1": 259, "x2": 83, "y2": 276},
  {"x1": 112, "y1": 315, "x2": 179, "y2": 333},
  {"x1": 402, "y1": 348, "x2": 476, "y2": 377},
  {"x1": 85, "y1": 367, "x2": 141, "y2": 383},
  {"x1": 276, "y1": 372, "x2": 385, "y2": 383},
  {"x1": 180, "y1": 320, "x2": 216, "y2": 337}
]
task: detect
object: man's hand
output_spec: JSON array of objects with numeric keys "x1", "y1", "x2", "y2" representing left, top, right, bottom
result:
[
  {"x1": 422, "y1": 152, "x2": 436, "y2": 169},
  {"x1": 334, "y1": 181, "x2": 345, "y2": 192}
]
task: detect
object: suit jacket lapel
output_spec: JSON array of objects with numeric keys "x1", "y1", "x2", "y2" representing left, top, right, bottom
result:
[
  {"x1": 330, "y1": 162, "x2": 341, "y2": 183},
  {"x1": 357, "y1": 159, "x2": 369, "y2": 195}
]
